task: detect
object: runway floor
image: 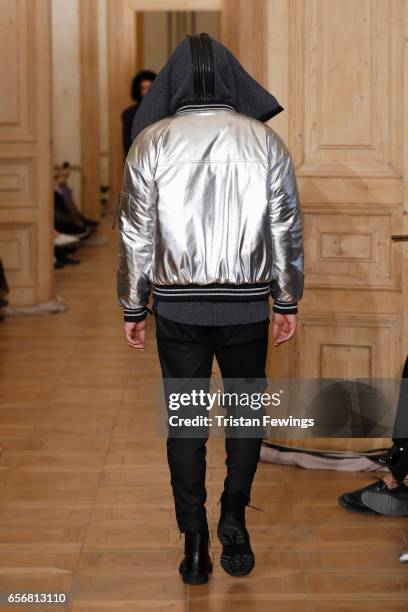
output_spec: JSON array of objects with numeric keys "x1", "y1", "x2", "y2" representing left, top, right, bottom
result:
[{"x1": 0, "y1": 217, "x2": 407, "y2": 611}]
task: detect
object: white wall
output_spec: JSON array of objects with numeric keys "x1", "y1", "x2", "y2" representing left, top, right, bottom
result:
[
  {"x1": 51, "y1": 0, "x2": 82, "y2": 207},
  {"x1": 98, "y1": 0, "x2": 110, "y2": 192}
]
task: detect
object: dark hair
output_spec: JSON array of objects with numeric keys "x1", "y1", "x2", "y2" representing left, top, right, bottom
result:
[{"x1": 131, "y1": 70, "x2": 157, "y2": 102}]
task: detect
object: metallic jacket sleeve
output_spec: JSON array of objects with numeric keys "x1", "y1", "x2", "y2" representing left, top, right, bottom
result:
[
  {"x1": 117, "y1": 160, "x2": 157, "y2": 321},
  {"x1": 267, "y1": 135, "x2": 304, "y2": 312}
]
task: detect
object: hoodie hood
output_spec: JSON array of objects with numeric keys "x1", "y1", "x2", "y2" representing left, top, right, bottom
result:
[{"x1": 131, "y1": 33, "x2": 283, "y2": 141}]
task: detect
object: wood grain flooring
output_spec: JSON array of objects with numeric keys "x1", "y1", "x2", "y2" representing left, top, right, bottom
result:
[{"x1": 0, "y1": 218, "x2": 407, "y2": 611}]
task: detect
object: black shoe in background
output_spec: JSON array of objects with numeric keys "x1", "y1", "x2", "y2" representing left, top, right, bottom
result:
[
  {"x1": 179, "y1": 530, "x2": 212, "y2": 585},
  {"x1": 55, "y1": 249, "x2": 81, "y2": 267},
  {"x1": 362, "y1": 482, "x2": 408, "y2": 516},
  {"x1": 217, "y1": 491, "x2": 255, "y2": 577},
  {"x1": 79, "y1": 212, "x2": 100, "y2": 228},
  {"x1": 400, "y1": 551, "x2": 408, "y2": 563},
  {"x1": 63, "y1": 255, "x2": 81, "y2": 265},
  {"x1": 338, "y1": 480, "x2": 387, "y2": 515}
]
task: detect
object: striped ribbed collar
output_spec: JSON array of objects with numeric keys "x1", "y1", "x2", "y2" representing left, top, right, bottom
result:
[{"x1": 176, "y1": 103, "x2": 236, "y2": 115}]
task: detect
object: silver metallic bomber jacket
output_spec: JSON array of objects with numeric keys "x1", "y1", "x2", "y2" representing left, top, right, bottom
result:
[{"x1": 117, "y1": 103, "x2": 304, "y2": 322}]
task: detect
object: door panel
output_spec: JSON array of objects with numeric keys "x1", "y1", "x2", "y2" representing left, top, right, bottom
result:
[
  {"x1": 263, "y1": 0, "x2": 407, "y2": 450},
  {"x1": 299, "y1": 0, "x2": 402, "y2": 177},
  {"x1": 0, "y1": 0, "x2": 52, "y2": 305}
]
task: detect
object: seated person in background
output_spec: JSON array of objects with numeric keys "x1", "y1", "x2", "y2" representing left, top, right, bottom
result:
[
  {"x1": 122, "y1": 70, "x2": 156, "y2": 157},
  {"x1": 59, "y1": 162, "x2": 99, "y2": 230},
  {"x1": 54, "y1": 188, "x2": 88, "y2": 237},
  {"x1": 339, "y1": 356, "x2": 408, "y2": 516},
  {"x1": 53, "y1": 230, "x2": 81, "y2": 268},
  {"x1": 54, "y1": 163, "x2": 99, "y2": 237}
]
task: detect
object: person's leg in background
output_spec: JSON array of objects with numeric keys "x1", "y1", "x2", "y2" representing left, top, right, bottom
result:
[
  {"x1": 373, "y1": 355, "x2": 408, "y2": 472},
  {"x1": 213, "y1": 318, "x2": 269, "y2": 576},
  {"x1": 361, "y1": 361, "x2": 408, "y2": 515},
  {"x1": 338, "y1": 355, "x2": 408, "y2": 516},
  {"x1": 155, "y1": 314, "x2": 213, "y2": 584}
]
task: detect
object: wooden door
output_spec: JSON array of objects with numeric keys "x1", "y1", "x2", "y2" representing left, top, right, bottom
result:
[
  {"x1": 225, "y1": 0, "x2": 408, "y2": 451},
  {"x1": 291, "y1": 0, "x2": 406, "y2": 451},
  {"x1": 0, "y1": 0, "x2": 53, "y2": 306}
]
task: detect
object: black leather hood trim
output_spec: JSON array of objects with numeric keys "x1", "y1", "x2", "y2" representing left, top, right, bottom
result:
[{"x1": 188, "y1": 33, "x2": 216, "y2": 101}]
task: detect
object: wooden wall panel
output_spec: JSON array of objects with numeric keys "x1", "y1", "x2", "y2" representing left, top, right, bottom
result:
[
  {"x1": 294, "y1": 0, "x2": 403, "y2": 178},
  {"x1": 0, "y1": 225, "x2": 35, "y2": 284},
  {"x1": 0, "y1": 0, "x2": 34, "y2": 142},
  {"x1": 0, "y1": 0, "x2": 53, "y2": 306},
  {"x1": 264, "y1": 0, "x2": 408, "y2": 383},
  {"x1": 0, "y1": 159, "x2": 35, "y2": 208},
  {"x1": 296, "y1": 314, "x2": 400, "y2": 379},
  {"x1": 80, "y1": 0, "x2": 101, "y2": 220},
  {"x1": 221, "y1": 0, "x2": 265, "y2": 82},
  {"x1": 303, "y1": 204, "x2": 399, "y2": 290}
]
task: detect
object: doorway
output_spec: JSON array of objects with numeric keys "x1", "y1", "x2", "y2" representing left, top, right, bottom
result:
[{"x1": 107, "y1": 1, "x2": 221, "y2": 203}]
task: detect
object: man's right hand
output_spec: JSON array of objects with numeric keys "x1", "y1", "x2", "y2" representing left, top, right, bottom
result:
[
  {"x1": 124, "y1": 320, "x2": 146, "y2": 350},
  {"x1": 272, "y1": 313, "x2": 297, "y2": 347}
]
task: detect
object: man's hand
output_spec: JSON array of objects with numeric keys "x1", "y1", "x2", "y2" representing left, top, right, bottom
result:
[
  {"x1": 272, "y1": 313, "x2": 297, "y2": 347},
  {"x1": 124, "y1": 320, "x2": 146, "y2": 350}
]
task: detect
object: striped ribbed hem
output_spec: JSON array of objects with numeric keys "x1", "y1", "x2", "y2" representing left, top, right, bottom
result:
[
  {"x1": 176, "y1": 103, "x2": 236, "y2": 115},
  {"x1": 152, "y1": 283, "x2": 270, "y2": 303},
  {"x1": 123, "y1": 307, "x2": 147, "y2": 322},
  {"x1": 272, "y1": 300, "x2": 298, "y2": 315}
]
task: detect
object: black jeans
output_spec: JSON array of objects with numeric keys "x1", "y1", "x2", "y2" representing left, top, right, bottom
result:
[{"x1": 155, "y1": 314, "x2": 269, "y2": 533}]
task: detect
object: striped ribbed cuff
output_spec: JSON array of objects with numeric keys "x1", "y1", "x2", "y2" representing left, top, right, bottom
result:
[
  {"x1": 123, "y1": 307, "x2": 147, "y2": 322},
  {"x1": 272, "y1": 300, "x2": 298, "y2": 315}
]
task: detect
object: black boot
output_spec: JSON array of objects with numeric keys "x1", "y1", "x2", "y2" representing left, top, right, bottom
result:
[
  {"x1": 179, "y1": 530, "x2": 212, "y2": 585},
  {"x1": 217, "y1": 491, "x2": 255, "y2": 577}
]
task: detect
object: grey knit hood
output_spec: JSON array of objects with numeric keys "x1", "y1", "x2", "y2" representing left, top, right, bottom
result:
[{"x1": 131, "y1": 34, "x2": 283, "y2": 141}]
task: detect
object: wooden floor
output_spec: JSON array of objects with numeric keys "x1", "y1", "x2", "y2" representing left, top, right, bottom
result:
[{"x1": 0, "y1": 217, "x2": 408, "y2": 611}]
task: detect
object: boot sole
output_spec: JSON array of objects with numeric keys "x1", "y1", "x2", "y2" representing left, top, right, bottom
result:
[
  {"x1": 181, "y1": 572, "x2": 210, "y2": 585},
  {"x1": 361, "y1": 491, "x2": 408, "y2": 517},
  {"x1": 217, "y1": 520, "x2": 255, "y2": 577}
]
